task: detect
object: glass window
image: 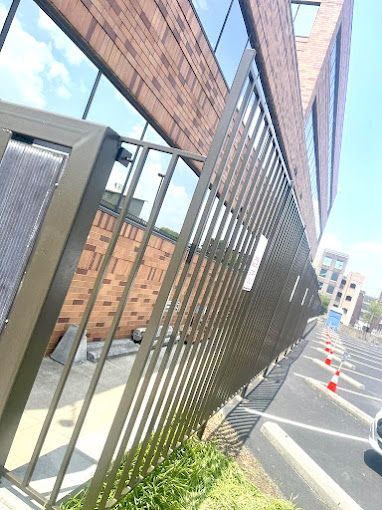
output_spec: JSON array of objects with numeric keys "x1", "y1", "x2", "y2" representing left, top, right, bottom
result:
[
  {"x1": 331, "y1": 271, "x2": 339, "y2": 281},
  {"x1": 345, "y1": 295, "x2": 352, "y2": 301},
  {"x1": 87, "y1": 75, "x2": 146, "y2": 137},
  {"x1": 191, "y1": 0, "x2": 232, "y2": 50},
  {"x1": 327, "y1": 31, "x2": 340, "y2": 208},
  {"x1": 327, "y1": 285, "x2": 334, "y2": 294},
  {"x1": 318, "y1": 281, "x2": 323, "y2": 290},
  {"x1": 323, "y1": 256, "x2": 332, "y2": 267},
  {"x1": 214, "y1": 0, "x2": 248, "y2": 86},
  {"x1": 291, "y1": 2, "x2": 319, "y2": 37},
  {"x1": 305, "y1": 107, "x2": 320, "y2": 237},
  {"x1": 0, "y1": 1, "x2": 13, "y2": 32},
  {"x1": 319, "y1": 268, "x2": 327, "y2": 277},
  {"x1": 334, "y1": 259, "x2": 344, "y2": 270},
  {"x1": 86, "y1": 75, "x2": 147, "y2": 205},
  {"x1": 0, "y1": 0, "x2": 98, "y2": 116},
  {"x1": 350, "y1": 283, "x2": 356, "y2": 289}
]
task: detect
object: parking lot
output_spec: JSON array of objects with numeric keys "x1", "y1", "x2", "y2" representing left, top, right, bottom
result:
[{"x1": 212, "y1": 321, "x2": 382, "y2": 510}]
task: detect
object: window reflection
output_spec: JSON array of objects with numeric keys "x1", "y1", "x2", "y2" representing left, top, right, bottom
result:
[
  {"x1": 87, "y1": 74, "x2": 146, "y2": 137},
  {"x1": 0, "y1": 0, "x2": 97, "y2": 116},
  {"x1": 191, "y1": 0, "x2": 232, "y2": 50},
  {"x1": 305, "y1": 105, "x2": 321, "y2": 238},
  {"x1": 291, "y1": 2, "x2": 319, "y2": 37},
  {"x1": 214, "y1": 0, "x2": 248, "y2": 86}
]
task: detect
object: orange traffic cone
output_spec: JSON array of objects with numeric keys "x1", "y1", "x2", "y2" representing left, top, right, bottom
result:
[
  {"x1": 325, "y1": 351, "x2": 333, "y2": 366},
  {"x1": 327, "y1": 369, "x2": 340, "y2": 392}
]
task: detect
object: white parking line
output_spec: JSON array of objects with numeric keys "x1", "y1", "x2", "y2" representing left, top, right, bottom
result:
[
  {"x1": 344, "y1": 351, "x2": 382, "y2": 368},
  {"x1": 304, "y1": 356, "x2": 365, "y2": 389},
  {"x1": 297, "y1": 374, "x2": 373, "y2": 425},
  {"x1": 336, "y1": 386, "x2": 382, "y2": 403},
  {"x1": 261, "y1": 421, "x2": 365, "y2": 510},
  {"x1": 343, "y1": 368, "x2": 382, "y2": 383},
  {"x1": 310, "y1": 346, "x2": 354, "y2": 368},
  {"x1": 340, "y1": 344, "x2": 382, "y2": 362},
  {"x1": 244, "y1": 408, "x2": 368, "y2": 443},
  {"x1": 349, "y1": 357, "x2": 382, "y2": 372}
]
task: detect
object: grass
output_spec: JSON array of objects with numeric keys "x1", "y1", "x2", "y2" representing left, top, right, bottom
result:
[{"x1": 62, "y1": 438, "x2": 297, "y2": 510}]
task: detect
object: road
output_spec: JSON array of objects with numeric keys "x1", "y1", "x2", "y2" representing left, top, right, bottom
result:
[{"x1": 211, "y1": 320, "x2": 382, "y2": 510}]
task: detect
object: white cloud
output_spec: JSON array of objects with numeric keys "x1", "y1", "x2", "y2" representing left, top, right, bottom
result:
[
  {"x1": 37, "y1": 10, "x2": 85, "y2": 66},
  {"x1": 0, "y1": 6, "x2": 72, "y2": 108},
  {"x1": 314, "y1": 231, "x2": 344, "y2": 267},
  {"x1": 56, "y1": 84, "x2": 72, "y2": 99}
]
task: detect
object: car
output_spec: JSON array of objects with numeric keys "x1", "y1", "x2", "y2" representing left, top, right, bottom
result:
[{"x1": 369, "y1": 408, "x2": 382, "y2": 455}]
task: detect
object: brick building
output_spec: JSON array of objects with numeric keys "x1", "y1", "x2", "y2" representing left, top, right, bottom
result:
[{"x1": 0, "y1": 0, "x2": 353, "y2": 350}]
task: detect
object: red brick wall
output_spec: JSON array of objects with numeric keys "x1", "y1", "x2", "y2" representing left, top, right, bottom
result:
[
  {"x1": 45, "y1": 0, "x2": 226, "y2": 157},
  {"x1": 50, "y1": 209, "x2": 215, "y2": 353},
  {"x1": 44, "y1": 0, "x2": 318, "y2": 252},
  {"x1": 50, "y1": 210, "x2": 174, "y2": 351}
]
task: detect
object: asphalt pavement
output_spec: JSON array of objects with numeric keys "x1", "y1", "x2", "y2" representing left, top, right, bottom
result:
[{"x1": 211, "y1": 320, "x2": 382, "y2": 510}]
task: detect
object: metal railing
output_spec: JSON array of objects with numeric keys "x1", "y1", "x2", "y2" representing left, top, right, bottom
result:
[{"x1": 0, "y1": 49, "x2": 321, "y2": 509}]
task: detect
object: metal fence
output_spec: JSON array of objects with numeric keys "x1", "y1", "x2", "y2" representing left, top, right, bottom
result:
[{"x1": 0, "y1": 49, "x2": 320, "y2": 509}]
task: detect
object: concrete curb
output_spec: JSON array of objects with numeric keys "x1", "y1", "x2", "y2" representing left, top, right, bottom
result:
[
  {"x1": 310, "y1": 347, "x2": 354, "y2": 369},
  {"x1": 304, "y1": 356, "x2": 365, "y2": 390},
  {"x1": 303, "y1": 376, "x2": 373, "y2": 426},
  {"x1": 261, "y1": 421, "x2": 365, "y2": 510}
]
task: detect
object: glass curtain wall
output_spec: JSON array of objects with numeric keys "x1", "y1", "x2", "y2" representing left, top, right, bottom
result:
[
  {"x1": 304, "y1": 106, "x2": 321, "y2": 238},
  {"x1": 191, "y1": 0, "x2": 249, "y2": 86},
  {"x1": 0, "y1": 0, "x2": 199, "y2": 239},
  {"x1": 327, "y1": 31, "x2": 341, "y2": 209}
]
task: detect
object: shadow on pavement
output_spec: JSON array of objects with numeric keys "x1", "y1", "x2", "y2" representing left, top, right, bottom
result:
[
  {"x1": 364, "y1": 449, "x2": 382, "y2": 477},
  {"x1": 210, "y1": 332, "x2": 312, "y2": 457}
]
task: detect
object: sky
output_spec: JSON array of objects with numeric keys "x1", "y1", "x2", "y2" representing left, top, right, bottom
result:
[{"x1": 317, "y1": 0, "x2": 382, "y2": 297}]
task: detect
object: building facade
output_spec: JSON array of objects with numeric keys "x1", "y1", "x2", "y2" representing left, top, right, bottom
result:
[
  {"x1": 335, "y1": 271, "x2": 364, "y2": 326},
  {"x1": 315, "y1": 248, "x2": 348, "y2": 301},
  {"x1": 0, "y1": 0, "x2": 353, "y2": 349}
]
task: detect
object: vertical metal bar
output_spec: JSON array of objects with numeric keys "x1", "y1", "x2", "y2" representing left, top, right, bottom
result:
[
  {"x1": 47, "y1": 153, "x2": 179, "y2": 505},
  {"x1": 97, "y1": 72, "x2": 258, "y2": 509},
  {"x1": 22, "y1": 146, "x2": 150, "y2": 488},
  {"x1": 206, "y1": 186, "x2": 292, "y2": 412},
  {"x1": 102, "y1": 83, "x2": 260, "y2": 503},
  {"x1": 0, "y1": 0, "x2": 20, "y2": 52},
  {"x1": 82, "y1": 49, "x2": 257, "y2": 510},
  {"x1": 166, "y1": 141, "x2": 280, "y2": 450},
  {"x1": 180, "y1": 161, "x2": 286, "y2": 436},
  {"x1": 126, "y1": 113, "x2": 270, "y2": 488}
]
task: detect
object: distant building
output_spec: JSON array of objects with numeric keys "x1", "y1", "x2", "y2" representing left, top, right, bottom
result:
[
  {"x1": 335, "y1": 272, "x2": 365, "y2": 326},
  {"x1": 350, "y1": 290, "x2": 364, "y2": 326},
  {"x1": 315, "y1": 248, "x2": 349, "y2": 303}
]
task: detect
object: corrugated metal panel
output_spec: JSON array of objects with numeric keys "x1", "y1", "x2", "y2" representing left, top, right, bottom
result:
[{"x1": 0, "y1": 139, "x2": 66, "y2": 332}]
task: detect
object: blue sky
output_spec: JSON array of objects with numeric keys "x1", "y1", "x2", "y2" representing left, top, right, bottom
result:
[{"x1": 317, "y1": 0, "x2": 382, "y2": 297}]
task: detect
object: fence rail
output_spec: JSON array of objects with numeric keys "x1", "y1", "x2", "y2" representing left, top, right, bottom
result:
[{"x1": 0, "y1": 49, "x2": 320, "y2": 509}]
